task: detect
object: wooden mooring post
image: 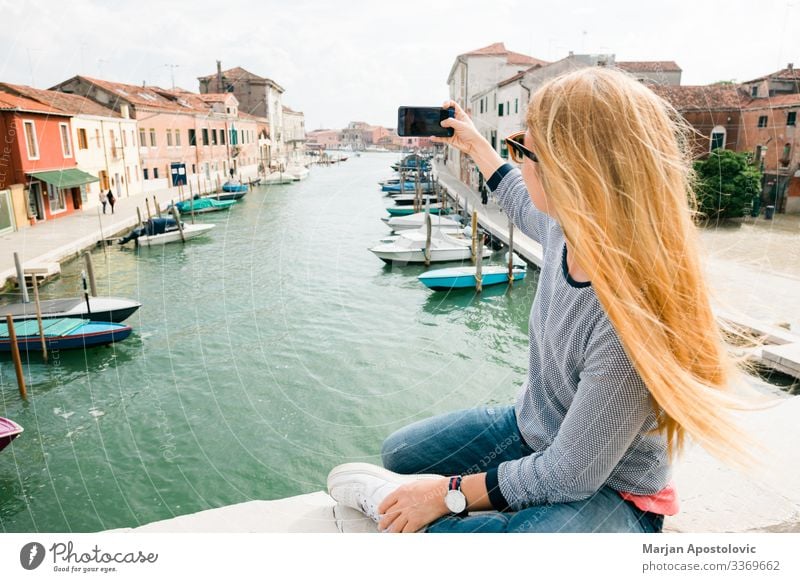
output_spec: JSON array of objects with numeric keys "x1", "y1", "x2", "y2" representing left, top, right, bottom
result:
[
  {"x1": 5, "y1": 314, "x2": 27, "y2": 400},
  {"x1": 153, "y1": 196, "x2": 162, "y2": 218},
  {"x1": 31, "y1": 275, "x2": 48, "y2": 362},
  {"x1": 170, "y1": 204, "x2": 186, "y2": 243},
  {"x1": 475, "y1": 235, "x2": 484, "y2": 293},
  {"x1": 471, "y1": 211, "x2": 478, "y2": 264},
  {"x1": 145, "y1": 198, "x2": 153, "y2": 222},
  {"x1": 13, "y1": 252, "x2": 29, "y2": 303},
  {"x1": 136, "y1": 207, "x2": 143, "y2": 229},
  {"x1": 83, "y1": 252, "x2": 97, "y2": 296},
  {"x1": 507, "y1": 220, "x2": 515, "y2": 288},
  {"x1": 424, "y1": 202, "x2": 432, "y2": 266}
]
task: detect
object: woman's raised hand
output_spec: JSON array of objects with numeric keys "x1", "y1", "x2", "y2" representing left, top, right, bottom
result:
[{"x1": 432, "y1": 100, "x2": 488, "y2": 157}]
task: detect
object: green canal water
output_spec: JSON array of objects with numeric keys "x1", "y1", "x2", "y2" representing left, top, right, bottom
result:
[{"x1": 0, "y1": 153, "x2": 538, "y2": 532}]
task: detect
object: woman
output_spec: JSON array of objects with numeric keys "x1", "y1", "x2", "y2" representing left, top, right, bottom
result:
[{"x1": 328, "y1": 67, "x2": 761, "y2": 533}]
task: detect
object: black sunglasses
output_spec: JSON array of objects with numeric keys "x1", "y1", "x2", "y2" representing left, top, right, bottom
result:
[{"x1": 505, "y1": 131, "x2": 538, "y2": 164}]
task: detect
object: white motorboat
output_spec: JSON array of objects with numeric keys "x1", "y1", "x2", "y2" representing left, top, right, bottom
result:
[
  {"x1": 262, "y1": 172, "x2": 295, "y2": 185},
  {"x1": 369, "y1": 227, "x2": 492, "y2": 264},
  {"x1": 285, "y1": 165, "x2": 310, "y2": 181},
  {"x1": 137, "y1": 223, "x2": 215, "y2": 246},
  {"x1": 382, "y1": 212, "x2": 463, "y2": 232}
]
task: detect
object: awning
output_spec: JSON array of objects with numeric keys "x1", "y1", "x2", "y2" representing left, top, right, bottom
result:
[{"x1": 27, "y1": 169, "x2": 100, "y2": 189}]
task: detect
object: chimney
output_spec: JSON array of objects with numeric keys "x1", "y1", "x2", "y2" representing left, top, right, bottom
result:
[
  {"x1": 216, "y1": 60, "x2": 223, "y2": 93},
  {"x1": 788, "y1": 63, "x2": 794, "y2": 71},
  {"x1": 120, "y1": 104, "x2": 130, "y2": 119}
]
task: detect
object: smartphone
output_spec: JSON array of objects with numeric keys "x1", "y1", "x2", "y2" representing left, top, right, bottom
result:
[{"x1": 397, "y1": 106, "x2": 455, "y2": 137}]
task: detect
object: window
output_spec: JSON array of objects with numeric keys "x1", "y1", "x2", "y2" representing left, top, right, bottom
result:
[
  {"x1": 781, "y1": 143, "x2": 791, "y2": 164},
  {"x1": 149, "y1": 128, "x2": 156, "y2": 147},
  {"x1": 220, "y1": 130, "x2": 225, "y2": 145},
  {"x1": 239, "y1": 129, "x2": 243, "y2": 144},
  {"x1": 153, "y1": 167, "x2": 159, "y2": 179},
  {"x1": 77, "y1": 128, "x2": 88, "y2": 149},
  {"x1": 175, "y1": 130, "x2": 181, "y2": 147},
  {"x1": 188, "y1": 129, "x2": 196, "y2": 146},
  {"x1": 758, "y1": 115, "x2": 768, "y2": 128},
  {"x1": 167, "y1": 130, "x2": 173, "y2": 147},
  {"x1": 122, "y1": 130, "x2": 127, "y2": 147},
  {"x1": 480, "y1": 100, "x2": 484, "y2": 114},
  {"x1": 191, "y1": 164, "x2": 196, "y2": 174},
  {"x1": 143, "y1": 168, "x2": 149, "y2": 180},
  {"x1": 95, "y1": 128, "x2": 101, "y2": 146},
  {"x1": 507, "y1": 101, "x2": 510, "y2": 115},
  {"x1": 139, "y1": 128, "x2": 146, "y2": 147},
  {"x1": 59, "y1": 123, "x2": 73, "y2": 157},
  {"x1": 751, "y1": 86, "x2": 758, "y2": 97},
  {"x1": 754, "y1": 145, "x2": 764, "y2": 165},
  {"x1": 23, "y1": 121, "x2": 39, "y2": 159},
  {"x1": 710, "y1": 125, "x2": 726, "y2": 151},
  {"x1": 788, "y1": 111, "x2": 797, "y2": 126},
  {"x1": 202, "y1": 128, "x2": 209, "y2": 145},
  {"x1": 211, "y1": 129, "x2": 218, "y2": 145},
  {"x1": 47, "y1": 183, "x2": 65, "y2": 213},
  {"x1": 126, "y1": 166, "x2": 131, "y2": 183},
  {"x1": 498, "y1": 103, "x2": 504, "y2": 117},
  {"x1": 515, "y1": 98, "x2": 518, "y2": 114}
]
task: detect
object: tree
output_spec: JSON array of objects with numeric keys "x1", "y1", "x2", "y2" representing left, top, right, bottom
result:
[{"x1": 693, "y1": 149, "x2": 762, "y2": 220}]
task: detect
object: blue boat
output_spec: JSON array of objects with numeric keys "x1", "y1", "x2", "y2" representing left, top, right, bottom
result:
[
  {"x1": 418, "y1": 264, "x2": 527, "y2": 291},
  {"x1": 386, "y1": 206, "x2": 452, "y2": 217},
  {"x1": 221, "y1": 181, "x2": 248, "y2": 193},
  {"x1": 0, "y1": 318, "x2": 132, "y2": 351},
  {"x1": 382, "y1": 181, "x2": 434, "y2": 193}
]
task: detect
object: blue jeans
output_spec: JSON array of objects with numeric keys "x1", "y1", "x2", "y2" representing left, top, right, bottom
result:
[{"x1": 380, "y1": 406, "x2": 664, "y2": 533}]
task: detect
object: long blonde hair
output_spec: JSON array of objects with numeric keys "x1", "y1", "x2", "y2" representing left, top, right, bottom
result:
[{"x1": 525, "y1": 67, "x2": 766, "y2": 467}]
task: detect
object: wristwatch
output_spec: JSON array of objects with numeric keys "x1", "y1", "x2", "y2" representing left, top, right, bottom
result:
[{"x1": 444, "y1": 476, "x2": 468, "y2": 515}]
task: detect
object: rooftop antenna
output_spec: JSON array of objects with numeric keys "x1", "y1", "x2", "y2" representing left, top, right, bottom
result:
[{"x1": 164, "y1": 63, "x2": 180, "y2": 89}]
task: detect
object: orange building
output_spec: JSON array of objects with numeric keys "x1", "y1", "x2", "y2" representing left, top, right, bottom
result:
[{"x1": 0, "y1": 90, "x2": 98, "y2": 226}]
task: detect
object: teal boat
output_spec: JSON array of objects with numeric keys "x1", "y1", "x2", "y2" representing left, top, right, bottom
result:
[
  {"x1": 174, "y1": 197, "x2": 237, "y2": 214},
  {"x1": 386, "y1": 206, "x2": 453, "y2": 217}
]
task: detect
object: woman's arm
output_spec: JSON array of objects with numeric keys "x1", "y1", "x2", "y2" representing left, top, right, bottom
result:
[{"x1": 435, "y1": 101, "x2": 551, "y2": 245}]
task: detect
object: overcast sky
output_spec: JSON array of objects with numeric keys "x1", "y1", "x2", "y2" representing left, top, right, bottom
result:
[{"x1": 1, "y1": 0, "x2": 797, "y2": 130}]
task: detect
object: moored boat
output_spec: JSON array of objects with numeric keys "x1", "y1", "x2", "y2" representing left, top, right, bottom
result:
[
  {"x1": 368, "y1": 228, "x2": 492, "y2": 264},
  {"x1": 221, "y1": 181, "x2": 248, "y2": 193},
  {"x1": 174, "y1": 197, "x2": 236, "y2": 214},
  {"x1": 418, "y1": 264, "x2": 527, "y2": 290},
  {"x1": 385, "y1": 205, "x2": 452, "y2": 217},
  {"x1": 0, "y1": 318, "x2": 132, "y2": 351},
  {"x1": 0, "y1": 418, "x2": 23, "y2": 453},
  {"x1": 1, "y1": 296, "x2": 141, "y2": 323},
  {"x1": 383, "y1": 212, "x2": 463, "y2": 232},
  {"x1": 118, "y1": 218, "x2": 215, "y2": 246}
]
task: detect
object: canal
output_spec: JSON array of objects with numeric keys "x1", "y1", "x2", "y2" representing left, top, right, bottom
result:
[{"x1": 0, "y1": 153, "x2": 538, "y2": 532}]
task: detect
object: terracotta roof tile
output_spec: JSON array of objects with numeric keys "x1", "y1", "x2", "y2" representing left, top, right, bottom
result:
[
  {"x1": 616, "y1": 61, "x2": 682, "y2": 73},
  {"x1": 0, "y1": 90, "x2": 66, "y2": 115},
  {"x1": 0, "y1": 83, "x2": 120, "y2": 118},
  {"x1": 461, "y1": 42, "x2": 548, "y2": 67},
  {"x1": 743, "y1": 67, "x2": 799, "y2": 83},
  {"x1": 745, "y1": 93, "x2": 800, "y2": 109},
  {"x1": 650, "y1": 84, "x2": 752, "y2": 111},
  {"x1": 69, "y1": 76, "x2": 195, "y2": 113}
]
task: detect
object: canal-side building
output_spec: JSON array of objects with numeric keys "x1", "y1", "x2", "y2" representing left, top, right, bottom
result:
[
  {"x1": 616, "y1": 61, "x2": 682, "y2": 86},
  {"x1": 0, "y1": 90, "x2": 98, "y2": 230},
  {"x1": 447, "y1": 42, "x2": 548, "y2": 184},
  {"x1": 306, "y1": 129, "x2": 341, "y2": 150},
  {"x1": 282, "y1": 105, "x2": 306, "y2": 169},
  {"x1": 739, "y1": 64, "x2": 800, "y2": 213},
  {"x1": 198, "y1": 63, "x2": 287, "y2": 172},
  {"x1": 0, "y1": 82, "x2": 140, "y2": 207}
]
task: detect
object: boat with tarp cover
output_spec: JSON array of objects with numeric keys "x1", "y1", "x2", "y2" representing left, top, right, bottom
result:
[{"x1": 0, "y1": 318, "x2": 132, "y2": 351}]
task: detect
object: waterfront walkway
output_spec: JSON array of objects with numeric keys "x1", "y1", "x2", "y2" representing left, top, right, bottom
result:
[{"x1": 0, "y1": 188, "x2": 182, "y2": 292}]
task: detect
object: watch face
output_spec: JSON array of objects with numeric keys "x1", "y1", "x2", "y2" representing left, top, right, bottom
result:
[{"x1": 445, "y1": 490, "x2": 467, "y2": 513}]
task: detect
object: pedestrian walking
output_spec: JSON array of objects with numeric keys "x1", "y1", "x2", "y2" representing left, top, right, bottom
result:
[
  {"x1": 99, "y1": 192, "x2": 107, "y2": 214},
  {"x1": 106, "y1": 190, "x2": 116, "y2": 214}
]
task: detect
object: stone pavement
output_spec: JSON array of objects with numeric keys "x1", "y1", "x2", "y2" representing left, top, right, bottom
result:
[{"x1": 0, "y1": 188, "x2": 179, "y2": 291}]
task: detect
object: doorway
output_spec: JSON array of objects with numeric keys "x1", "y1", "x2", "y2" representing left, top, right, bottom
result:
[{"x1": 28, "y1": 182, "x2": 44, "y2": 221}]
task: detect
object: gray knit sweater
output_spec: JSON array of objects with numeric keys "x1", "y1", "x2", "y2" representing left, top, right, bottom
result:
[{"x1": 484, "y1": 164, "x2": 671, "y2": 512}]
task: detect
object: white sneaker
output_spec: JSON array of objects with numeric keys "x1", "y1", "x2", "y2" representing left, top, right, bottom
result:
[{"x1": 327, "y1": 463, "x2": 442, "y2": 525}]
